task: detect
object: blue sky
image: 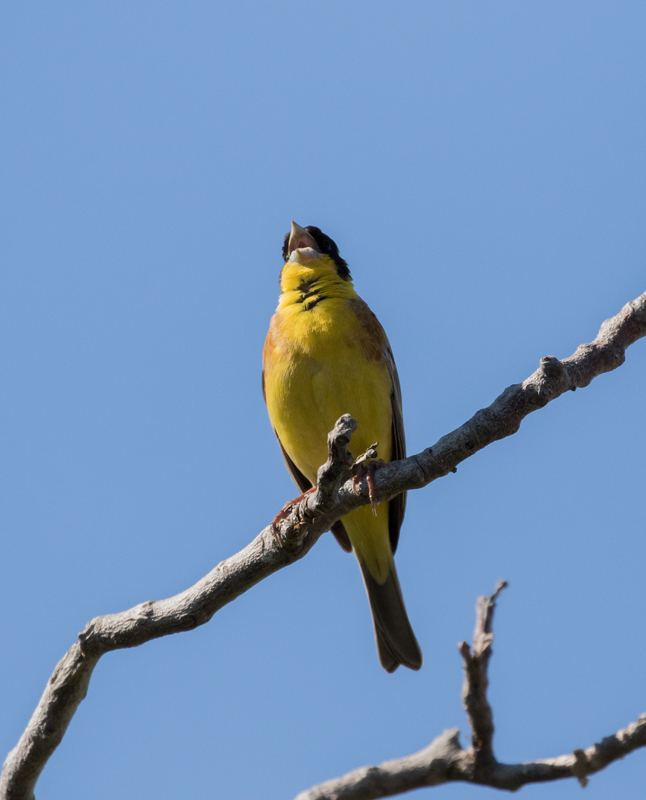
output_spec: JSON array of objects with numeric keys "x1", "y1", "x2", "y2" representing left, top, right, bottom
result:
[{"x1": 1, "y1": 2, "x2": 645, "y2": 798}]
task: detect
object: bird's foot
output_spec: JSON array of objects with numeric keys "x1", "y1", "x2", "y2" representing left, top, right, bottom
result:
[
  {"x1": 270, "y1": 487, "x2": 316, "y2": 544},
  {"x1": 351, "y1": 446, "x2": 385, "y2": 517}
]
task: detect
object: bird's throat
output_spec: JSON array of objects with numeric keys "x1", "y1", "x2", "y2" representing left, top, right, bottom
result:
[{"x1": 279, "y1": 259, "x2": 357, "y2": 313}]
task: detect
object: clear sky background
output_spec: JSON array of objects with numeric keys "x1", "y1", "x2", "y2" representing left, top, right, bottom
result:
[{"x1": 1, "y1": 3, "x2": 645, "y2": 799}]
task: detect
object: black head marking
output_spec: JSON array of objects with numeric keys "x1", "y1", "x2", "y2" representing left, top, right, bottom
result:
[{"x1": 282, "y1": 226, "x2": 351, "y2": 281}]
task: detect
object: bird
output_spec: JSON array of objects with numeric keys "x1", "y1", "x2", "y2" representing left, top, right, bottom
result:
[{"x1": 262, "y1": 221, "x2": 422, "y2": 672}]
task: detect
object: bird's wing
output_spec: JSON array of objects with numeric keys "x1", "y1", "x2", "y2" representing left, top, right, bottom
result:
[
  {"x1": 262, "y1": 370, "x2": 352, "y2": 552},
  {"x1": 384, "y1": 341, "x2": 407, "y2": 554},
  {"x1": 344, "y1": 298, "x2": 408, "y2": 555}
]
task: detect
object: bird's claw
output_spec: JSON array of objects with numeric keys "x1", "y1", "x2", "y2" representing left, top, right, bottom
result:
[
  {"x1": 270, "y1": 487, "x2": 316, "y2": 544},
  {"x1": 351, "y1": 447, "x2": 385, "y2": 517}
]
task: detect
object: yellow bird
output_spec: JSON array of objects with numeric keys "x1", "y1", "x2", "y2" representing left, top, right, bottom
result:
[{"x1": 262, "y1": 222, "x2": 422, "y2": 672}]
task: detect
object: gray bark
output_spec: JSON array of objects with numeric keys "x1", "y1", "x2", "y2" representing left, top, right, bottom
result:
[{"x1": 295, "y1": 582, "x2": 646, "y2": 799}]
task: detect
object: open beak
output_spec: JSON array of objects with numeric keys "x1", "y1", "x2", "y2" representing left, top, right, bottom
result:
[{"x1": 288, "y1": 221, "x2": 319, "y2": 256}]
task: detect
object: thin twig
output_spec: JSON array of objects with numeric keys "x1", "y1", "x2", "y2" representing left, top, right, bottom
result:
[
  {"x1": 459, "y1": 579, "x2": 507, "y2": 771},
  {"x1": 295, "y1": 585, "x2": 646, "y2": 800}
]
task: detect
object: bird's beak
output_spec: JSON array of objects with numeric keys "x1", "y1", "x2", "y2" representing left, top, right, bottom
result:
[{"x1": 288, "y1": 221, "x2": 319, "y2": 256}]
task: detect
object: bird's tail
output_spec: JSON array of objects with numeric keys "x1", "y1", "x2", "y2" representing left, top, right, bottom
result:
[{"x1": 359, "y1": 557, "x2": 423, "y2": 673}]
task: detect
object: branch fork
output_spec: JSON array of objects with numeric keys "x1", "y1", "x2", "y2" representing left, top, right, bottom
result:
[
  {"x1": 295, "y1": 583, "x2": 646, "y2": 800},
  {"x1": 270, "y1": 414, "x2": 359, "y2": 545}
]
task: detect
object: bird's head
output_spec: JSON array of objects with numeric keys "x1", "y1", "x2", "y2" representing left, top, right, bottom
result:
[{"x1": 282, "y1": 222, "x2": 351, "y2": 281}]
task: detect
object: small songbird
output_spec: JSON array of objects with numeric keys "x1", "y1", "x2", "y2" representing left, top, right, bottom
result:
[{"x1": 262, "y1": 222, "x2": 422, "y2": 672}]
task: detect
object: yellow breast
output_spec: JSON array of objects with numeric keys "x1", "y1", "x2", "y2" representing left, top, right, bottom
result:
[
  {"x1": 263, "y1": 254, "x2": 395, "y2": 581},
  {"x1": 263, "y1": 255, "x2": 392, "y2": 481}
]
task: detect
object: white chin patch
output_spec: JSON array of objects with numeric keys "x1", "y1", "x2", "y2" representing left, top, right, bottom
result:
[{"x1": 289, "y1": 247, "x2": 321, "y2": 263}]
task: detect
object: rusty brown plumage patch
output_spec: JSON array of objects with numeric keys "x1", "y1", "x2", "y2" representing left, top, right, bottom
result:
[
  {"x1": 348, "y1": 298, "x2": 387, "y2": 362},
  {"x1": 263, "y1": 312, "x2": 289, "y2": 353},
  {"x1": 262, "y1": 316, "x2": 284, "y2": 396},
  {"x1": 263, "y1": 319, "x2": 276, "y2": 367}
]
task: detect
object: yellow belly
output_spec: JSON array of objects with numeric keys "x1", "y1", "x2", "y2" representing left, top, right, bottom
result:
[{"x1": 264, "y1": 296, "x2": 394, "y2": 581}]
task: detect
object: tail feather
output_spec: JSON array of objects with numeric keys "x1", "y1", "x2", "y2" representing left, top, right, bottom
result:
[{"x1": 359, "y1": 559, "x2": 423, "y2": 673}]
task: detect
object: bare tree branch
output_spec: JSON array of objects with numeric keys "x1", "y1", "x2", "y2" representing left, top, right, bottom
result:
[
  {"x1": 2, "y1": 292, "x2": 645, "y2": 800},
  {"x1": 0, "y1": 415, "x2": 359, "y2": 800},
  {"x1": 459, "y1": 578, "x2": 507, "y2": 771},
  {"x1": 295, "y1": 583, "x2": 646, "y2": 800}
]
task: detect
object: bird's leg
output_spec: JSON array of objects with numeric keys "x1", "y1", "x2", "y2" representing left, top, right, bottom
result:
[
  {"x1": 351, "y1": 443, "x2": 385, "y2": 516},
  {"x1": 363, "y1": 460, "x2": 387, "y2": 516},
  {"x1": 270, "y1": 487, "x2": 316, "y2": 543}
]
